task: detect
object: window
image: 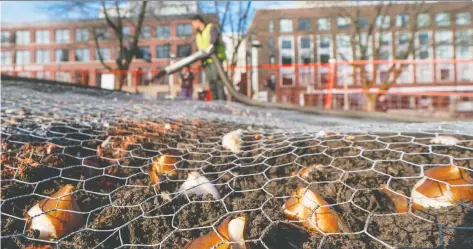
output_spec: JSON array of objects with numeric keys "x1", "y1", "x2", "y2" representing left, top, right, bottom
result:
[
  {"x1": 437, "y1": 46, "x2": 451, "y2": 59},
  {"x1": 1, "y1": 31, "x2": 10, "y2": 44},
  {"x1": 318, "y1": 18, "x2": 330, "y2": 31},
  {"x1": 358, "y1": 18, "x2": 369, "y2": 29},
  {"x1": 457, "y1": 30, "x2": 472, "y2": 44},
  {"x1": 35, "y1": 30, "x2": 50, "y2": 44},
  {"x1": 417, "y1": 13, "x2": 430, "y2": 27},
  {"x1": 75, "y1": 29, "x2": 89, "y2": 42},
  {"x1": 55, "y1": 29, "x2": 70, "y2": 43},
  {"x1": 115, "y1": 48, "x2": 129, "y2": 59},
  {"x1": 269, "y1": 21, "x2": 274, "y2": 33},
  {"x1": 419, "y1": 49, "x2": 429, "y2": 59},
  {"x1": 95, "y1": 28, "x2": 110, "y2": 41},
  {"x1": 320, "y1": 36, "x2": 330, "y2": 48},
  {"x1": 301, "y1": 55, "x2": 311, "y2": 64},
  {"x1": 436, "y1": 30, "x2": 453, "y2": 44},
  {"x1": 137, "y1": 46, "x2": 151, "y2": 61},
  {"x1": 379, "y1": 51, "x2": 390, "y2": 60},
  {"x1": 156, "y1": 44, "x2": 170, "y2": 58},
  {"x1": 396, "y1": 14, "x2": 409, "y2": 28},
  {"x1": 75, "y1": 48, "x2": 90, "y2": 62},
  {"x1": 156, "y1": 25, "x2": 171, "y2": 39},
  {"x1": 380, "y1": 71, "x2": 389, "y2": 82},
  {"x1": 55, "y1": 49, "x2": 69, "y2": 62},
  {"x1": 337, "y1": 17, "x2": 350, "y2": 29},
  {"x1": 440, "y1": 69, "x2": 450, "y2": 80},
  {"x1": 436, "y1": 12, "x2": 450, "y2": 26},
  {"x1": 418, "y1": 32, "x2": 429, "y2": 45},
  {"x1": 122, "y1": 27, "x2": 131, "y2": 40},
  {"x1": 269, "y1": 55, "x2": 275, "y2": 64},
  {"x1": 379, "y1": 33, "x2": 390, "y2": 46},
  {"x1": 376, "y1": 15, "x2": 390, "y2": 29},
  {"x1": 35, "y1": 50, "x2": 49, "y2": 64},
  {"x1": 269, "y1": 38, "x2": 274, "y2": 49},
  {"x1": 281, "y1": 40, "x2": 292, "y2": 49},
  {"x1": 1, "y1": 51, "x2": 11, "y2": 65},
  {"x1": 15, "y1": 31, "x2": 30, "y2": 44},
  {"x1": 279, "y1": 19, "x2": 293, "y2": 32},
  {"x1": 177, "y1": 24, "x2": 192, "y2": 37},
  {"x1": 298, "y1": 18, "x2": 311, "y2": 31},
  {"x1": 15, "y1": 50, "x2": 30, "y2": 65},
  {"x1": 398, "y1": 32, "x2": 409, "y2": 45},
  {"x1": 456, "y1": 12, "x2": 471, "y2": 25},
  {"x1": 320, "y1": 72, "x2": 328, "y2": 84},
  {"x1": 281, "y1": 55, "x2": 292, "y2": 65},
  {"x1": 177, "y1": 44, "x2": 192, "y2": 58},
  {"x1": 95, "y1": 48, "x2": 110, "y2": 61},
  {"x1": 320, "y1": 54, "x2": 329, "y2": 63},
  {"x1": 300, "y1": 37, "x2": 311, "y2": 49},
  {"x1": 140, "y1": 26, "x2": 151, "y2": 39}
]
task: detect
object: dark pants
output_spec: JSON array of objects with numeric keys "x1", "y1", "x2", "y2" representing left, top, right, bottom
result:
[
  {"x1": 204, "y1": 62, "x2": 226, "y2": 101},
  {"x1": 180, "y1": 87, "x2": 193, "y2": 99}
]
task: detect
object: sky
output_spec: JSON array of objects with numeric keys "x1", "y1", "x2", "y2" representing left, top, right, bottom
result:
[{"x1": 0, "y1": 1, "x2": 296, "y2": 24}]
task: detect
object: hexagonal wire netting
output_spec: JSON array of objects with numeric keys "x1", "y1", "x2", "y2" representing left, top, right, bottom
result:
[{"x1": 1, "y1": 81, "x2": 473, "y2": 249}]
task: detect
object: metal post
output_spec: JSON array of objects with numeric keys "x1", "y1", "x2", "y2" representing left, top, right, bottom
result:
[{"x1": 324, "y1": 58, "x2": 336, "y2": 110}]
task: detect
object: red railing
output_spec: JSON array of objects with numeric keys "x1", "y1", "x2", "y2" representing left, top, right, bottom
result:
[{"x1": 2, "y1": 58, "x2": 473, "y2": 117}]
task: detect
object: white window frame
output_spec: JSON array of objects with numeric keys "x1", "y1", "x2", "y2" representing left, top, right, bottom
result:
[
  {"x1": 317, "y1": 18, "x2": 330, "y2": 31},
  {"x1": 279, "y1": 19, "x2": 293, "y2": 33},
  {"x1": 15, "y1": 30, "x2": 30, "y2": 45},
  {"x1": 395, "y1": 14, "x2": 409, "y2": 28},
  {"x1": 35, "y1": 49, "x2": 50, "y2": 64},
  {"x1": 279, "y1": 36, "x2": 295, "y2": 87},
  {"x1": 75, "y1": 48, "x2": 90, "y2": 62},
  {"x1": 95, "y1": 48, "x2": 111, "y2": 61},
  {"x1": 298, "y1": 35, "x2": 314, "y2": 86},
  {"x1": 1, "y1": 51, "x2": 12, "y2": 65},
  {"x1": 55, "y1": 29, "x2": 70, "y2": 43},
  {"x1": 456, "y1": 12, "x2": 471, "y2": 25},
  {"x1": 75, "y1": 28, "x2": 89, "y2": 42},
  {"x1": 376, "y1": 15, "x2": 390, "y2": 29},
  {"x1": 417, "y1": 13, "x2": 430, "y2": 27},
  {"x1": 435, "y1": 12, "x2": 450, "y2": 27},
  {"x1": 415, "y1": 30, "x2": 433, "y2": 84},
  {"x1": 15, "y1": 50, "x2": 30, "y2": 65},
  {"x1": 35, "y1": 30, "x2": 50, "y2": 44}
]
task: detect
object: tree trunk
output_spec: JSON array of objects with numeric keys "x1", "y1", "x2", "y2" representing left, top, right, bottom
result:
[{"x1": 366, "y1": 93, "x2": 378, "y2": 112}]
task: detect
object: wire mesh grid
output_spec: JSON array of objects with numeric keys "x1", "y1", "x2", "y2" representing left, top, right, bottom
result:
[{"x1": 1, "y1": 81, "x2": 473, "y2": 249}]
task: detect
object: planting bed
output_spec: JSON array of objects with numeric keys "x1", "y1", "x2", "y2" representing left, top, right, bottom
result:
[{"x1": 1, "y1": 81, "x2": 473, "y2": 249}]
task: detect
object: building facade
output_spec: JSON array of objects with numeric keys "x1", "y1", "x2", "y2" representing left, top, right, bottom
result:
[
  {"x1": 248, "y1": 2, "x2": 473, "y2": 105},
  {"x1": 0, "y1": 13, "x2": 217, "y2": 95}
]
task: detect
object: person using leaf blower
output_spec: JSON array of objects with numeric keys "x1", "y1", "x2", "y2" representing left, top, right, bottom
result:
[{"x1": 191, "y1": 14, "x2": 227, "y2": 101}]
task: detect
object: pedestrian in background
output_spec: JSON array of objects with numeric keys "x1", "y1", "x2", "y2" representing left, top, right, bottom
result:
[{"x1": 179, "y1": 66, "x2": 194, "y2": 100}]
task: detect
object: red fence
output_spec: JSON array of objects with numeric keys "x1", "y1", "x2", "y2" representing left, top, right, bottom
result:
[{"x1": 2, "y1": 58, "x2": 473, "y2": 117}]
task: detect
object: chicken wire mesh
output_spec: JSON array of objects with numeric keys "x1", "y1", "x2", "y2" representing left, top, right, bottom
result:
[{"x1": 1, "y1": 80, "x2": 473, "y2": 249}]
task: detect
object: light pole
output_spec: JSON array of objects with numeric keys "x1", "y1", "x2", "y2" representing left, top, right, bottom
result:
[
  {"x1": 168, "y1": 53, "x2": 176, "y2": 98},
  {"x1": 250, "y1": 40, "x2": 262, "y2": 100}
]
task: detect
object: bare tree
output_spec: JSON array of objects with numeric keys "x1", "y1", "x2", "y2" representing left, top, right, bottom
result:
[
  {"x1": 333, "y1": 1, "x2": 473, "y2": 111},
  {"x1": 48, "y1": 0, "x2": 148, "y2": 90}
]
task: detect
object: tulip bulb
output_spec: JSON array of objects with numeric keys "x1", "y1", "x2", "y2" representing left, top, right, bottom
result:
[
  {"x1": 380, "y1": 186, "x2": 412, "y2": 213},
  {"x1": 222, "y1": 129, "x2": 243, "y2": 153},
  {"x1": 292, "y1": 164, "x2": 323, "y2": 178},
  {"x1": 25, "y1": 185, "x2": 84, "y2": 239},
  {"x1": 411, "y1": 165, "x2": 473, "y2": 209},
  {"x1": 182, "y1": 214, "x2": 248, "y2": 249},
  {"x1": 179, "y1": 172, "x2": 220, "y2": 200},
  {"x1": 282, "y1": 188, "x2": 340, "y2": 233},
  {"x1": 152, "y1": 154, "x2": 178, "y2": 177},
  {"x1": 430, "y1": 136, "x2": 459, "y2": 146},
  {"x1": 315, "y1": 130, "x2": 339, "y2": 139}
]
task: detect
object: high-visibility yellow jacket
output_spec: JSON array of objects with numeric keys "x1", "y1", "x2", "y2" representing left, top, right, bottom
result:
[{"x1": 196, "y1": 23, "x2": 226, "y2": 64}]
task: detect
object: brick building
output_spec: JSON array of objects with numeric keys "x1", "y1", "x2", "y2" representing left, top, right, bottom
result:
[
  {"x1": 248, "y1": 2, "x2": 473, "y2": 105},
  {"x1": 0, "y1": 12, "x2": 217, "y2": 95}
]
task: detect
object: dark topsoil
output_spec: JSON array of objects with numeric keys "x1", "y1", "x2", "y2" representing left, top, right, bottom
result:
[{"x1": 1, "y1": 120, "x2": 473, "y2": 249}]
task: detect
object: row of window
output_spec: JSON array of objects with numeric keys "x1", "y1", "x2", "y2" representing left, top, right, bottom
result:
[
  {"x1": 0, "y1": 44, "x2": 193, "y2": 65},
  {"x1": 270, "y1": 12, "x2": 471, "y2": 33},
  {"x1": 267, "y1": 30, "x2": 472, "y2": 64},
  {"x1": 0, "y1": 24, "x2": 193, "y2": 45}
]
